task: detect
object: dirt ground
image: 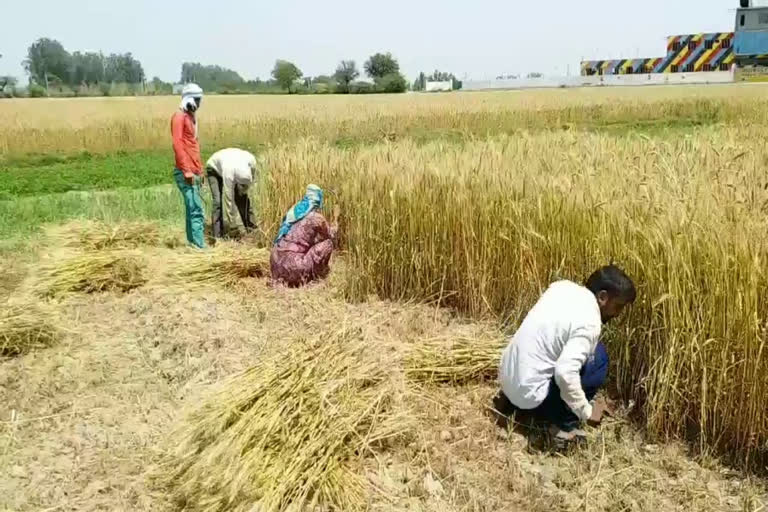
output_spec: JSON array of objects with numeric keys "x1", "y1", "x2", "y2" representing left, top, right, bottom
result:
[{"x1": 1, "y1": 241, "x2": 766, "y2": 512}]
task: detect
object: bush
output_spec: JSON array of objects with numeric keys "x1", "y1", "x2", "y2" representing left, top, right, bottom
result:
[
  {"x1": 375, "y1": 73, "x2": 407, "y2": 93},
  {"x1": 28, "y1": 84, "x2": 47, "y2": 98},
  {"x1": 350, "y1": 81, "x2": 375, "y2": 94},
  {"x1": 292, "y1": 84, "x2": 312, "y2": 95},
  {"x1": 53, "y1": 86, "x2": 76, "y2": 97},
  {"x1": 75, "y1": 85, "x2": 102, "y2": 97},
  {"x1": 314, "y1": 83, "x2": 331, "y2": 94}
]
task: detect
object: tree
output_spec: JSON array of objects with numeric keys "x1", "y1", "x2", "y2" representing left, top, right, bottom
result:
[
  {"x1": 427, "y1": 70, "x2": 456, "y2": 82},
  {"x1": 376, "y1": 73, "x2": 407, "y2": 93},
  {"x1": 349, "y1": 81, "x2": 375, "y2": 94},
  {"x1": 69, "y1": 51, "x2": 105, "y2": 86},
  {"x1": 24, "y1": 38, "x2": 71, "y2": 89},
  {"x1": 363, "y1": 52, "x2": 407, "y2": 94},
  {"x1": 0, "y1": 54, "x2": 13, "y2": 96},
  {"x1": 104, "y1": 53, "x2": 144, "y2": 83},
  {"x1": 364, "y1": 52, "x2": 399, "y2": 80},
  {"x1": 271, "y1": 60, "x2": 302, "y2": 93},
  {"x1": 180, "y1": 62, "x2": 244, "y2": 91},
  {"x1": 412, "y1": 72, "x2": 426, "y2": 91},
  {"x1": 150, "y1": 76, "x2": 172, "y2": 95},
  {"x1": 0, "y1": 75, "x2": 17, "y2": 96},
  {"x1": 334, "y1": 60, "x2": 359, "y2": 93}
]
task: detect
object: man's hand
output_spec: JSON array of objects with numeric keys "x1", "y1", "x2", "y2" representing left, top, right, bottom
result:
[
  {"x1": 587, "y1": 401, "x2": 605, "y2": 427},
  {"x1": 184, "y1": 175, "x2": 194, "y2": 185},
  {"x1": 594, "y1": 396, "x2": 616, "y2": 418}
]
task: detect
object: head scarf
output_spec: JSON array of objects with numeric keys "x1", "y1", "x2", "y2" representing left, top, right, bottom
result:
[
  {"x1": 181, "y1": 96, "x2": 198, "y2": 112},
  {"x1": 179, "y1": 83, "x2": 203, "y2": 138},
  {"x1": 274, "y1": 184, "x2": 324, "y2": 245},
  {"x1": 180, "y1": 83, "x2": 203, "y2": 112}
]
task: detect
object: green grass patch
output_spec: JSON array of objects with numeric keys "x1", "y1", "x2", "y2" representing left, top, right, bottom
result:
[
  {"x1": 575, "y1": 117, "x2": 719, "y2": 137},
  {"x1": 1, "y1": 151, "x2": 98, "y2": 169},
  {"x1": 0, "y1": 151, "x2": 172, "y2": 199},
  {"x1": 0, "y1": 185, "x2": 183, "y2": 244}
]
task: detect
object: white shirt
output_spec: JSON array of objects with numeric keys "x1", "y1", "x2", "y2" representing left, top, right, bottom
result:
[
  {"x1": 205, "y1": 148, "x2": 257, "y2": 187},
  {"x1": 205, "y1": 148, "x2": 259, "y2": 234},
  {"x1": 499, "y1": 280, "x2": 602, "y2": 421}
]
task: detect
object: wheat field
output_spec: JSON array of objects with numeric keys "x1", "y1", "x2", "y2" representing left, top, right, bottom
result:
[
  {"x1": 1, "y1": 84, "x2": 766, "y2": 156},
  {"x1": 258, "y1": 129, "x2": 768, "y2": 468},
  {"x1": 2, "y1": 85, "x2": 767, "y2": 474}
]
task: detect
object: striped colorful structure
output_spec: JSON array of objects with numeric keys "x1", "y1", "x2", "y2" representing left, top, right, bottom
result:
[{"x1": 581, "y1": 33, "x2": 736, "y2": 75}]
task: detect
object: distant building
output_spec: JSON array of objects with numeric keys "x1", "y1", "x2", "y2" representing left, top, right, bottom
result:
[
  {"x1": 581, "y1": 33, "x2": 735, "y2": 76},
  {"x1": 734, "y1": 2, "x2": 768, "y2": 65},
  {"x1": 582, "y1": 2, "x2": 768, "y2": 76},
  {"x1": 425, "y1": 81, "x2": 452, "y2": 92}
]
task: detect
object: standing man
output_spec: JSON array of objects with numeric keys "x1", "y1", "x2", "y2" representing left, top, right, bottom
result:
[
  {"x1": 205, "y1": 148, "x2": 259, "y2": 239},
  {"x1": 494, "y1": 265, "x2": 636, "y2": 445},
  {"x1": 171, "y1": 83, "x2": 205, "y2": 249}
]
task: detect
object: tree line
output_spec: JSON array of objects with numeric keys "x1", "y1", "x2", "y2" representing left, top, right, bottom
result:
[
  {"x1": 180, "y1": 53, "x2": 411, "y2": 94},
  {"x1": 270, "y1": 52, "x2": 408, "y2": 94},
  {"x1": 2, "y1": 38, "x2": 461, "y2": 97},
  {"x1": 16, "y1": 38, "x2": 146, "y2": 97}
]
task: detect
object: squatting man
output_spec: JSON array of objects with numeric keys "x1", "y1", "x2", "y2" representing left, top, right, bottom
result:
[{"x1": 493, "y1": 265, "x2": 637, "y2": 444}]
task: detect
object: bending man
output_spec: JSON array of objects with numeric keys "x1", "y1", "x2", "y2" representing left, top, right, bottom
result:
[
  {"x1": 270, "y1": 184, "x2": 338, "y2": 287},
  {"x1": 494, "y1": 265, "x2": 636, "y2": 444},
  {"x1": 206, "y1": 148, "x2": 259, "y2": 239}
]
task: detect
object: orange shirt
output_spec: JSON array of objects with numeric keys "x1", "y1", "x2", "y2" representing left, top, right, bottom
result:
[{"x1": 170, "y1": 111, "x2": 202, "y2": 177}]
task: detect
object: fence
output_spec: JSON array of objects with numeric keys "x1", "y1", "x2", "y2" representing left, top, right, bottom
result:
[{"x1": 462, "y1": 71, "x2": 735, "y2": 91}]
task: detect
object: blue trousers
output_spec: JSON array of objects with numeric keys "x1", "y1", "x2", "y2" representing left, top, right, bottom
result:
[
  {"x1": 535, "y1": 342, "x2": 609, "y2": 431},
  {"x1": 493, "y1": 342, "x2": 609, "y2": 432},
  {"x1": 173, "y1": 169, "x2": 206, "y2": 249}
]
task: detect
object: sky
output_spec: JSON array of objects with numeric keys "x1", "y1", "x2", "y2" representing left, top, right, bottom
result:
[{"x1": 0, "y1": 1, "x2": 744, "y2": 83}]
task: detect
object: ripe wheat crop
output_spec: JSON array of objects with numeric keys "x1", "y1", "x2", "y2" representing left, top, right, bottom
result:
[{"x1": 1, "y1": 86, "x2": 766, "y2": 469}]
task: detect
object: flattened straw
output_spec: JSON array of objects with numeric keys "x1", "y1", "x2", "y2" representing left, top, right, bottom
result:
[
  {"x1": 0, "y1": 304, "x2": 60, "y2": 356},
  {"x1": 35, "y1": 251, "x2": 147, "y2": 298},
  {"x1": 53, "y1": 220, "x2": 165, "y2": 250},
  {"x1": 162, "y1": 325, "x2": 410, "y2": 512},
  {"x1": 177, "y1": 246, "x2": 270, "y2": 287},
  {"x1": 405, "y1": 333, "x2": 505, "y2": 385}
]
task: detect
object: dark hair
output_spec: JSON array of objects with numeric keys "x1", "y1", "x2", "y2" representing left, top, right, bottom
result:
[{"x1": 585, "y1": 265, "x2": 636, "y2": 303}]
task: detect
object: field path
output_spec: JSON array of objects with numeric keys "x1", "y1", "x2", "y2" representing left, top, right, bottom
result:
[{"x1": 1, "y1": 266, "x2": 765, "y2": 511}]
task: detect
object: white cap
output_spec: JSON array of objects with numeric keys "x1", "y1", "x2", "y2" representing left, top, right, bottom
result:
[{"x1": 181, "y1": 83, "x2": 203, "y2": 99}]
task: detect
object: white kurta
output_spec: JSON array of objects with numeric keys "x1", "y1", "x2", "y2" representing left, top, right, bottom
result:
[
  {"x1": 205, "y1": 148, "x2": 258, "y2": 234},
  {"x1": 499, "y1": 280, "x2": 602, "y2": 421}
]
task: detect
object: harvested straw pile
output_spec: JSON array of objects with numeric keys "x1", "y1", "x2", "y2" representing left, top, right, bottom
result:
[
  {"x1": 35, "y1": 251, "x2": 147, "y2": 298},
  {"x1": 56, "y1": 220, "x2": 165, "y2": 250},
  {"x1": 0, "y1": 304, "x2": 60, "y2": 356},
  {"x1": 178, "y1": 246, "x2": 270, "y2": 287},
  {"x1": 405, "y1": 331, "x2": 505, "y2": 385},
  {"x1": 163, "y1": 327, "x2": 410, "y2": 512}
]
